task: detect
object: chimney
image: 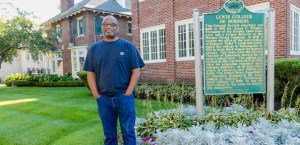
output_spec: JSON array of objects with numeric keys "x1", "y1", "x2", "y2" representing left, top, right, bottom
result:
[{"x1": 60, "y1": 0, "x2": 74, "y2": 13}]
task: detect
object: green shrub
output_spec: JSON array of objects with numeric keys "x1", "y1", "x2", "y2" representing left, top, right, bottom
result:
[
  {"x1": 136, "y1": 112, "x2": 196, "y2": 138},
  {"x1": 14, "y1": 80, "x2": 31, "y2": 87},
  {"x1": 275, "y1": 58, "x2": 300, "y2": 107},
  {"x1": 4, "y1": 73, "x2": 30, "y2": 87},
  {"x1": 77, "y1": 71, "x2": 90, "y2": 91},
  {"x1": 31, "y1": 81, "x2": 84, "y2": 87},
  {"x1": 28, "y1": 74, "x2": 75, "y2": 82}
]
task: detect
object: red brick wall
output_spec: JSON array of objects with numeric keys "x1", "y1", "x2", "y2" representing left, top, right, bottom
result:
[
  {"x1": 51, "y1": 11, "x2": 132, "y2": 74},
  {"x1": 132, "y1": 0, "x2": 298, "y2": 83}
]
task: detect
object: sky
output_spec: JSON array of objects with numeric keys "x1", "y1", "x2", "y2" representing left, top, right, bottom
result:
[{"x1": 0, "y1": 0, "x2": 81, "y2": 24}]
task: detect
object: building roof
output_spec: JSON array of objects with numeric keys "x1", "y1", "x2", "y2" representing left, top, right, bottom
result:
[{"x1": 44, "y1": 0, "x2": 131, "y2": 24}]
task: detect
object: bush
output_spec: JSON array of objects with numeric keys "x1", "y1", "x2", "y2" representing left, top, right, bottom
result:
[
  {"x1": 4, "y1": 73, "x2": 30, "y2": 87},
  {"x1": 31, "y1": 81, "x2": 84, "y2": 87},
  {"x1": 28, "y1": 74, "x2": 74, "y2": 82},
  {"x1": 77, "y1": 71, "x2": 90, "y2": 91},
  {"x1": 14, "y1": 80, "x2": 31, "y2": 87},
  {"x1": 275, "y1": 58, "x2": 300, "y2": 107}
]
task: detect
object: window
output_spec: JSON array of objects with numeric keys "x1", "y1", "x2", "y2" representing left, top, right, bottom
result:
[
  {"x1": 26, "y1": 53, "x2": 44, "y2": 62},
  {"x1": 39, "y1": 54, "x2": 43, "y2": 61},
  {"x1": 52, "y1": 52, "x2": 63, "y2": 74},
  {"x1": 27, "y1": 54, "x2": 31, "y2": 61},
  {"x1": 291, "y1": 4, "x2": 300, "y2": 55},
  {"x1": 72, "y1": 17, "x2": 86, "y2": 37},
  {"x1": 78, "y1": 19, "x2": 83, "y2": 35},
  {"x1": 71, "y1": 47, "x2": 87, "y2": 77},
  {"x1": 55, "y1": 24, "x2": 62, "y2": 40},
  {"x1": 140, "y1": 25, "x2": 166, "y2": 63},
  {"x1": 95, "y1": 17, "x2": 103, "y2": 35},
  {"x1": 127, "y1": 21, "x2": 132, "y2": 35},
  {"x1": 175, "y1": 19, "x2": 203, "y2": 61}
]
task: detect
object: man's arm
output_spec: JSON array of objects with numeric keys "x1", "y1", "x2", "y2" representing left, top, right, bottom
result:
[
  {"x1": 87, "y1": 71, "x2": 100, "y2": 99},
  {"x1": 124, "y1": 68, "x2": 141, "y2": 96}
]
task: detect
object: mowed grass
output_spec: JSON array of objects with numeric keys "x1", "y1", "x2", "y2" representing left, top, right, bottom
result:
[{"x1": 0, "y1": 86, "x2": 176, "y2": 145}]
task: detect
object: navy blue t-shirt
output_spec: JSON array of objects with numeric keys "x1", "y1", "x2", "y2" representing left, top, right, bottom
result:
[{"x1": 83, "y1": 38, "x2": 145, "y2": 97}]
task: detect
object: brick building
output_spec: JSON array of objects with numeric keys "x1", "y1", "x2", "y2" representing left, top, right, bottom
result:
[
  {"x1": 44, "y1": 0, "x2": 132, "y2": 77},
  {"x1": 132, "y1": 0, "x2": 300, "y2": 83}
]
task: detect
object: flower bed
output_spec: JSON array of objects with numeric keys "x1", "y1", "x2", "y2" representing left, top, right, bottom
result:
[{"x1": 135, "y1": 105, "x2": 300, "y2": 145}]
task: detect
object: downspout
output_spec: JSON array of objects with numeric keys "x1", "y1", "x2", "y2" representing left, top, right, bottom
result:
[
  {"x1": 285, "y1": 0, "x2": 288, "y2": 58},
  {"x1": 173, "y1": 0, "x2": 175, "y2": 83}
]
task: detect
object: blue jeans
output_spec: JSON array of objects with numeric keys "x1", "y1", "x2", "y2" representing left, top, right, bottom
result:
[{"x1": 96, "y1": 94, "x2": 136, "y2": 145}]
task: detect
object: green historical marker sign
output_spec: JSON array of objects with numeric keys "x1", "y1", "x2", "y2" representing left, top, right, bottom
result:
[{"x1": 204, "y1": 0, "x2": 266, "y2": 95}]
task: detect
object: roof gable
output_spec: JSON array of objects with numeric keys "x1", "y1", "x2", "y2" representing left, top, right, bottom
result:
[{"x1": 44, "y1": 0, "x2": 130, "y2": 24}]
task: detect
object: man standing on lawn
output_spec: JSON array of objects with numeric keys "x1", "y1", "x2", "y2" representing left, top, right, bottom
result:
[{"x1": 83, "y1": 15, "x2": 144, "y2": 145}]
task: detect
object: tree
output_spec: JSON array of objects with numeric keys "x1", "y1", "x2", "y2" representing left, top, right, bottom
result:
[{"x1": 0, "y1": 4, "x2": 58, "y2": 69}]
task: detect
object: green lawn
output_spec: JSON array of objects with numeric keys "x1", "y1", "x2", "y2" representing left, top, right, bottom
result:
[{"x1": 0, "y1": 86, "x2": 175, "y2": 145}]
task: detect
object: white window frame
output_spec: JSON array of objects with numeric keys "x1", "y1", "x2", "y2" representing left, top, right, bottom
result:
[
  {"x1": 127, "y1": 21, "x2": 132, "y2": 35},
  {"x1": 291, "y1": 4, "x2": 300, "y2": 55},
  {"x1": 77, "y1": 16, "x2": 84, "y2": 36},
  {"x1": 175, "y1": 18, "x2": 204, "y2": 61},
  {"x1": 140, "y1": 24, "x2": 166, "y2": 63},
  {"x1": 70, "y1": 46, "x2": 87, "y2": 77},
  {"x1": 52, "y1": 52, "x2": 63, "y2": 74}
]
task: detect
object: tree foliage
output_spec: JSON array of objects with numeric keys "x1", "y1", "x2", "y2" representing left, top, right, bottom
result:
[{"x1": 0, "y1": 4, "x2": 58, "y2": 69}]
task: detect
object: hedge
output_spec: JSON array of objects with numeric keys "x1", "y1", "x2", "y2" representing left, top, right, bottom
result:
[{"x1": 274, "y1": 58, "x2": 300, "y2": 103}]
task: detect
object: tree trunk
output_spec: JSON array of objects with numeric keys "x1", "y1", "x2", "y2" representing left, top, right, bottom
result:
[{"x1": 0, "y1": 55, "x2": 4, "y2": 69}]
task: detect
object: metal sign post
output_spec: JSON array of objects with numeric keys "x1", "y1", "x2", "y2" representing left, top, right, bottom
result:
[
  {"x1": 193, "y1": 8, "x2": 204, "y2": 119},
  {"x1": 267, "y1": 8, "x2": 275, "y2": 112}
]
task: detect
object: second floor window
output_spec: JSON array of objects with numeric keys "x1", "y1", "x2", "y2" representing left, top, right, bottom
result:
[
  {"x1": 72, "y1": 16, "x2": 86, "y2": 37},
  {"x1": 95, "y1": 17, "x2": 103, "y2": 35},
  {"x1": 128, "y1": 21, "x2": 132, "y2": 35},
  {"x1": 55, "y1": 24, "x2": 62, "y2": 40}
]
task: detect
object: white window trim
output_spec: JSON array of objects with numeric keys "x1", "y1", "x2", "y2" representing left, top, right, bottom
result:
[
  {"x1": 140, "y1": 24, "x2": 166, "y2": 63},
  {"x1": 53, "y1": 52, "x2": 62, "y2": 74},
  {"x1": 291, "y1": 4, "x2": 300, "y2": 55},
  {"x1": 246, "y1": 2, "x2": 270, "y2": 12},
  {"x1": 70, "y1": 46, "x2": 88, "y2": 78},
  {"x1": 175, "y1": 18, "x2": 204, "y2": 61},
  {"x1": 77, "y1": 16, "x2": 84, "y2": 37},
  {"x1": 127, "y1": 21, "x2": 132, "y2": 35}
]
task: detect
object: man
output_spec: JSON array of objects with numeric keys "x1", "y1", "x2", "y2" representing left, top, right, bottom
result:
[{"x1": 83, "y1": 15, "x2": 144, "y2": 145}]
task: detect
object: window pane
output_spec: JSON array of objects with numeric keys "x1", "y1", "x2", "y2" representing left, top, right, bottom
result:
[
  {"x1": 188, "y1": 23, "x2": 194, "y2": 57},
  {"x1": 142, "y1": 32, "x2": 149, "y2": 61},
  {"x1": 128, "y1": 22, "x2": 132, "y2": 34},
  {"x1": 79, "y1": 57, "x2": 85, "y2": 71},
  {"x1": 72, "y1": 51, "x2": 77, "y2": 71},
  {"x1": 150, "y1": 30, "x2": 158, "y2": 60},
  {"x1": 294, "y1": 12, "x2": 299, "y2": 51},
  {"x1": 159, "y1": 29, "x2": 166, "y2": 59},
  {"x1": 178, "y1": 25, "x2": 186, "y2": 57},
  {"x1": 79, "y1": 19, "x2": 83, "y2": 35}
]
